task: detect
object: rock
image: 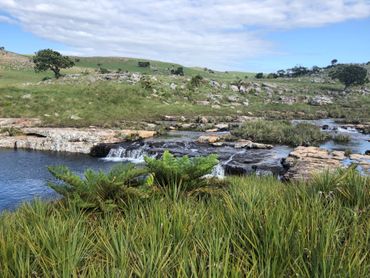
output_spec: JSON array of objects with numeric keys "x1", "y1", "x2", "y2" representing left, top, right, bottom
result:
[
  {"x1": 309, "y1": 96, "x2": 333, "y2": 106},
  {"x1": 21, "y1": 94, "x2": 32, "y2": 99},
  {"x1": 212, "y1": 104, "x2": 221, "y2": 109},
  {"x1": 227, "y1": 96, "x2": 238, "y2": 102},
  {"x1": 234, "y1": 140, "x2": 273, "y2": 149},
  {"x1": 197, "y1": 116, "x2": 209, "y2": 124},
  {"x1": 230, "y1": 85, "x2": 239, "y2": 92},
  {"x1": 365, "y1": 150, "x2": 370, "y2": 155},
  {"x1": 70, "y1": 115, "x2": 82, "y2": 120},
  {"x1": 282, "y1": 147, "x2": 345, "y2": 181},
  {"x1": 197, "y1": 135, "x2": 221, "y2": 144},
  {"x1": 209, "y1": 80, "x2": 220, "y2": 88},
  {"x1": 243, "y1": 100, "x2": 249, "y2": 106},
  {"x1": 277, "y1": 96, "x2": 297, "y2": 105},
  {"x1": 170, "y1": 83, "x2": 177, "y2": 90},
  {"x1": 163, "y1": 115, "x2": 178, "y2": 121},
  {"x1": 196, "y1": 100, "x2": 210, "y2": 106},
  {"x1": 239, "y1": 86, "x2": 247, "y2": 93},
  {"x1": 214, "y1": 123, "x2": 229, "y2": 131},
  {"x1": 349, "y1": 154, "x2": 370, "y2": 172}
]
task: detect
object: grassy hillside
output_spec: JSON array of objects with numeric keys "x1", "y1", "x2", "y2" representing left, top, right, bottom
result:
[{"x1": 0, "y1": 49, "x2": 369, "y2": 127}]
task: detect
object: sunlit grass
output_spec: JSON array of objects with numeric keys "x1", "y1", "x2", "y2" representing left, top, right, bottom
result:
[{"x1": 0, "y1": 168, "x2": 369, "y2": 277}]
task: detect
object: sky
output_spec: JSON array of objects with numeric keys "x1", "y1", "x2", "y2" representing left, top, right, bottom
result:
[{"x1": 0, "y1": 0, "x2": 370, "y2": 72}]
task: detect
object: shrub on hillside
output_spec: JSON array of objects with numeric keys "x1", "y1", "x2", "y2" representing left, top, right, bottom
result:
[
  {"x1": 138, "y1": 61, "x2": 150, "y2": 68},
  {"x1": 232, "y1": 120, "x2": 330, "y2": 146},
  {"x1": 98, "y1": 67, "x2": 110, "y2": 74},
  {"x1": 171, "y1": 67, "x2": 184, "y2": 76},
  {"x1": 190, "y1": 75, "x2": 203, "y2": 88},
  {"x1": 255, "y1": 72, "x2": 264, "y2": 79},
  {"x1": 329, "y1": 64, "x2": 368, "y2": 89}
]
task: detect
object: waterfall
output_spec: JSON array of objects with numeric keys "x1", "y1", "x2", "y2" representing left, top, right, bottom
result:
[
  {"x1": 210, "y1": 151, "x2": 244, "y2": 179},
  {"x1": 103, "y1": 144, "x2": 148, "y2": 163},
  {"x1": 211, "y1": 163, "x2": 225, "y2": 178}
]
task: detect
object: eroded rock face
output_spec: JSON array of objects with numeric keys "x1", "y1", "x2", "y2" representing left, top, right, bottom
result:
[
  {"x1": 282, "y1": 146, "x2": 345, "y2": 181},
  {"x1": 0, "y1": 127, "x2": 156, "y2": 154}
]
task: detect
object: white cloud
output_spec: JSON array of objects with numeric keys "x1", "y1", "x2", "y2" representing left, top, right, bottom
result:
[
  {"x1": 0, "y1": 14, "x2": 16, "y2": 24},
  {"x1": 1, "y1": 0, "x2": 370, "y2": 69}
]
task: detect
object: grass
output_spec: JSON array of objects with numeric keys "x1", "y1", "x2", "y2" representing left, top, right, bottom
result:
[
  {"x1": 1, "y1": 51, "x2": 370, "y2": 127},
  {"x1": 0, "y1": 167, "x2": 369, "y2": 276},
  {"x1": 332, "y1": 134, "x2": 351, "y2": 143},
  {"x1": 232, "y1": 120, "x2": 330, "y2": 146}
]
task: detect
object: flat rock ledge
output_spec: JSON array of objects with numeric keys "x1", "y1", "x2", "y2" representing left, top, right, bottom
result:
[
  {"x1": 0, "y1": 127, "x2": 155, "y2": 155},
  {"x1": 282, "y1": 146, "x2": 346, "y2": 181}
]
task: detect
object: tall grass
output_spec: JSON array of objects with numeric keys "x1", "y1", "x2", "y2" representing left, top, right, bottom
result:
[
  {"x1": 232, "y1": 120, "x2": 330, "y2": 146},
  {"x1": 0, "y1": 167, "x2": 369, "y2": 277}
]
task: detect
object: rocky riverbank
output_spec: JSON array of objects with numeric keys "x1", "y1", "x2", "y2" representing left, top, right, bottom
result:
[
  {"x1": 0, "y1": 126, "x2": 155, "y2": 154},
  {"x1": 0, "y1": 118, "x2": 369, "y2": 180}
]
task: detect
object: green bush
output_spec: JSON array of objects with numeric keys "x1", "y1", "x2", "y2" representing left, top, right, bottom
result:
[
  {"x1": 48, "y1": 164, "x2": 151, "y2": 211},
  {"x1": 255, "y1": 72, "x2": 264, "y2": 79},
  {"x1": 144, "y1": 151, "x2": 219, "y2": 193},
  {"x1": 232, "y1": 120, "x2": 330, "y2": 146},
  {"x1": 190, "y1": 75, "x2": 203, "y2": 88}
]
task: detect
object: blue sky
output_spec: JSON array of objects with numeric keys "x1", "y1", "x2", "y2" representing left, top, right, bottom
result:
[{"x1": 1, "y1": 0, "x2": 370, "y2": 72}]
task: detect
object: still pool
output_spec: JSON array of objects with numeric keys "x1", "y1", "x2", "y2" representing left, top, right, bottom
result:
[{"x1": 0, "y1": 149, "x2": 117, "y2": 211}]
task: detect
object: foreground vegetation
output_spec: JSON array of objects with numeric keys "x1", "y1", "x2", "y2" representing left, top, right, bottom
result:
[{"x1": 0, "y1": 161, "x2": 369, "y2": 276}]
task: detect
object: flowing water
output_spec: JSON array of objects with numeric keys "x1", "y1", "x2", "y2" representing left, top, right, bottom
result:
[{"x1": 0, "y1": 119, "x2": 369, "y2": 211}]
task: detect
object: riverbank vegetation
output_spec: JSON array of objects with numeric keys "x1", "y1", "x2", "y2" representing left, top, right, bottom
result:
[
  {"x1": 0, "y1": 165, "x2": 369, "y2": 276},
  {"x1": 231, "y1": 120, "x2": 330, "y2": 146}
]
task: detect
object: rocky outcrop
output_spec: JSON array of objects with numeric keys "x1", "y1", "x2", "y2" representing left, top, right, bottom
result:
[
  {"x1": 0, "y1": 127, "x2": 156, "y2": 155},
  {"x1": 282, "y1": 146, "x2": 345, "y2": 181},
  {"x1": 309, "y1": 96, "x2": 333, "y2": 106}
]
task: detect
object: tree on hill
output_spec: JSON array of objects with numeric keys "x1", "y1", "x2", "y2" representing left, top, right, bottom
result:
[
  {"x1": 33, "y1": 49, "x2": 74, "y2": 78},
  {"x1": 331, "y1": 59, "x2": 338, "y2": 66},
  {"x1": 329, "y1": 64, "x2": 368, "y2": 89},
  {"x1": 255, "y1": 72, "x2": 264, "y2": 79},
  {"x1": 171, "y1": 67, "x2": 184, "y2": 76}
]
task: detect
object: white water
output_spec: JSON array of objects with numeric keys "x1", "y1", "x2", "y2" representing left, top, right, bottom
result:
[{"x1": 102, "y1": 145, "x2": 148, "y2": 163}]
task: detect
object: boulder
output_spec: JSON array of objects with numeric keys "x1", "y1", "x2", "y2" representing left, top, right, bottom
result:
[
  {"x1": 282, "y1": 146, "x2": 345, "y2": 181},
  {"x1": 197, "y1": 135, "x2": 222, "y2": 144},
  {"x1": 230, "y1": 85, "x2": 239, "y2": 92},
  {"x1": 309, "y1": 96, "x2": 333, "y2": 106},
  {"x1": 234, "y1": 140, "x2": 273, "y2": 149}
]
